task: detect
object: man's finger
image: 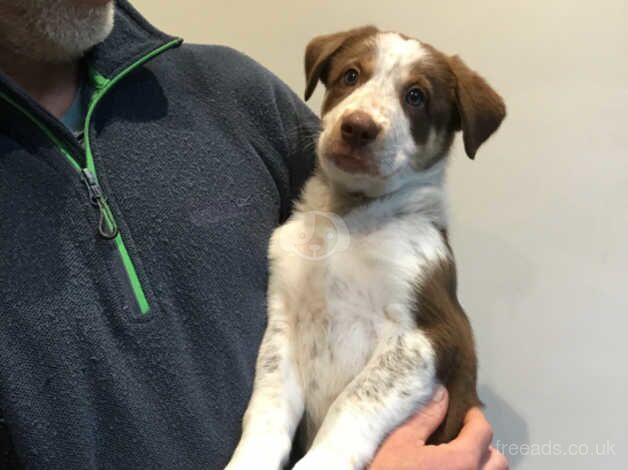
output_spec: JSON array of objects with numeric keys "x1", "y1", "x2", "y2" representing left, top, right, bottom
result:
[
  {"x1": 482, "y1": 447, "x2": 509, "y2": 470},
  {"x1": 404, "y1": 385, "x2": 449, "y2": 443},
  {"x1": 453, "y1": 407, "x2": 494, "y2": 463}
]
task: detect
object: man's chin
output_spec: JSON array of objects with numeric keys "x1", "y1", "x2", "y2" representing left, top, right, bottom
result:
[{"x1": 2, "y1": 0, "x2": 115, "y2": 63}]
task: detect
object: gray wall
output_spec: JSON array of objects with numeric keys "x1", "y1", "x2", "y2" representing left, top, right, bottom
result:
[{"x1": 133, "y1": 1, "x2": 628, "y2": 468}]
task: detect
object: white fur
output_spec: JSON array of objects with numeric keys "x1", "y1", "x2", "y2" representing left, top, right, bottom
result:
[
  {"x1": 277, "y1": 173, "x2": 447, "y2": 440},
  {"x1": 227, "y1": 32, "x2": 453, "y2": 470}
]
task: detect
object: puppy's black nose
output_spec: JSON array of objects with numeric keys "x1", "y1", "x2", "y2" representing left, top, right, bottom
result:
[{"x1": 340, "y1": 111, "x2": 381, "y2": 148}]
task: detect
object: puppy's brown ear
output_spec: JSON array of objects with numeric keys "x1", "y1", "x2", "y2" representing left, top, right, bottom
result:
[
  {"x1": 449, "y1": 56, "x2": 506, "y2": 159},
  {"x1": 304, "y1": 25, "x2": 379, "y2": 101}
]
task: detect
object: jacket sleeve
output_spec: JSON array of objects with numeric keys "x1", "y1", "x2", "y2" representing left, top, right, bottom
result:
[
  {"x1": 234, "y1": 47, "x2": 320, "y2": 220},
  {"x1": 187, "y1": 44, "x2": 320, "y2": 220},
  {"x1": 272, "y1": 82, "x2": 320, "y2": 220}
]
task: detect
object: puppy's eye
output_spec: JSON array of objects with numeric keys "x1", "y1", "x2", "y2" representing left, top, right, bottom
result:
[
  {"x1": 343, "y1": 68, "x2": 360, "y2": 86},
  {"x1": 405, "y1": 87, "x2": 425, "y2": 107}
]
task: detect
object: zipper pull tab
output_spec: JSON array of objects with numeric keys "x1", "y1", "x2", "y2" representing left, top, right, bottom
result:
[{"x1": 81, "y1": 168, "x2": 119, "y2": 240}]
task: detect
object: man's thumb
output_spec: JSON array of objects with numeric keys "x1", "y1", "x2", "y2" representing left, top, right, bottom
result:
[{"x1": 406, "y1": 385, "x2": 449, "y2": 443}]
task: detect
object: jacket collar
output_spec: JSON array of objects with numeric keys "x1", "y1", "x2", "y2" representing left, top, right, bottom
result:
[{"x1": 88, "y1": 0, "x2": 179, "y2": 79}]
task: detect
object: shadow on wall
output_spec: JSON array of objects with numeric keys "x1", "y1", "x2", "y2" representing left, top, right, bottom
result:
[{"x1": 480, "y1": 384, "x2": 530, "y2": 469}]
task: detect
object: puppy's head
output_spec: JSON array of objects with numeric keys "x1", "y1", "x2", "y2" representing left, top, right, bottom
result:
[{"x1": 305, "y1": 26, "x2": 506, "y2": 196}]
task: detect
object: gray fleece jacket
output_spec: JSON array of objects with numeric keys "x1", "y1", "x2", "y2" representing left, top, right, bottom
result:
[{"x1": 0, "y1": 1, "x2": 318, "y2": 468}]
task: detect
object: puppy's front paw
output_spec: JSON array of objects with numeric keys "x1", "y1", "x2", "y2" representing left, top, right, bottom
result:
[
  {"x1": 224, "y1": 451, "x2": 281, "y2": 470},
  {"x1": 224, "y1": 434, "x2": 291, "y2": 470},
  {"x1": 293, "y1": 447, "x2": 356, "y2": 470}
]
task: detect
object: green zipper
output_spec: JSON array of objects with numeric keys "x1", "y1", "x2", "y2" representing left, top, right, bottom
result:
[{"x1": 1, "y1": 38, "x2": 182, "y2": 316}]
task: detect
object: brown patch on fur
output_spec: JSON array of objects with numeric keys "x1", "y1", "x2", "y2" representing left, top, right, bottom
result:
[
  {"x1": 397, "y1": 38, "x2": 506, "y2": 160},
  {"x1": 401, "y1": 40, "x2": 506, "y2": 166},
  {"x1": 320, "y1": 39, "x2": 378, "y2": 115},
  {"x1": 413, "y1": 245, "x2": 482, "y2": 444},
  {"x1": 400, "y1": 43, "x2": 461, "y2": 167},
  {"x1": 407, "y1": 47, "x2": 457, "y2": 130},
  {"x1": 304, "y1": 25, "x2": 379, "y2": 103}
]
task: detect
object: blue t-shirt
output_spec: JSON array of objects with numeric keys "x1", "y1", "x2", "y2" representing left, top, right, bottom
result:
[{"x1": 60, "y1": 79, "x2": 87, "y2": 139}]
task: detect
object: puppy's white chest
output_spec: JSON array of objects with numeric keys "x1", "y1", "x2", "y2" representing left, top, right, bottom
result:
[{"x1": 270, "y1": 210, "x2": 446, "y2": 436}]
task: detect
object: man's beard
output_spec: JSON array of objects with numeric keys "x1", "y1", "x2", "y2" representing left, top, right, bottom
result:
[{"x1": 0, "y1": 0, "x2": 115, "y2": 63}]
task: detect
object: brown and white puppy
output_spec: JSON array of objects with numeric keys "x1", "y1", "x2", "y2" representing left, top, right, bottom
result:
[{"x1": 226, "y1": 26, "x2": 506, "y2": 470}]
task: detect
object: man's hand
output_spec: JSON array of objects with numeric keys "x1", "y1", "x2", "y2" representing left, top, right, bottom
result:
[{"x1": 369, "y1": 387, "x2": 509, "y2": 470}]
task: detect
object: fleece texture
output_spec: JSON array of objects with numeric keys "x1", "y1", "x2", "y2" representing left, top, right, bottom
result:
[{"x1": 0, "y1": 1, "x2": 318, "y2": 468}]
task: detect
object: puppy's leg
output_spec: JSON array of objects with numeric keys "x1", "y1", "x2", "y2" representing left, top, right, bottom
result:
[
  {"x1": 225, "y1": 294, "x2": 304, "y2": 470},
  {"x1": 293, "y1": 331, "x2": 436, "y2": 470}
]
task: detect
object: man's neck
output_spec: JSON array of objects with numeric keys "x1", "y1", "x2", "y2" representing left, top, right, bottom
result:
[{"x1": 0, "y1": 46, "x2": 80, "y2": 119}]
